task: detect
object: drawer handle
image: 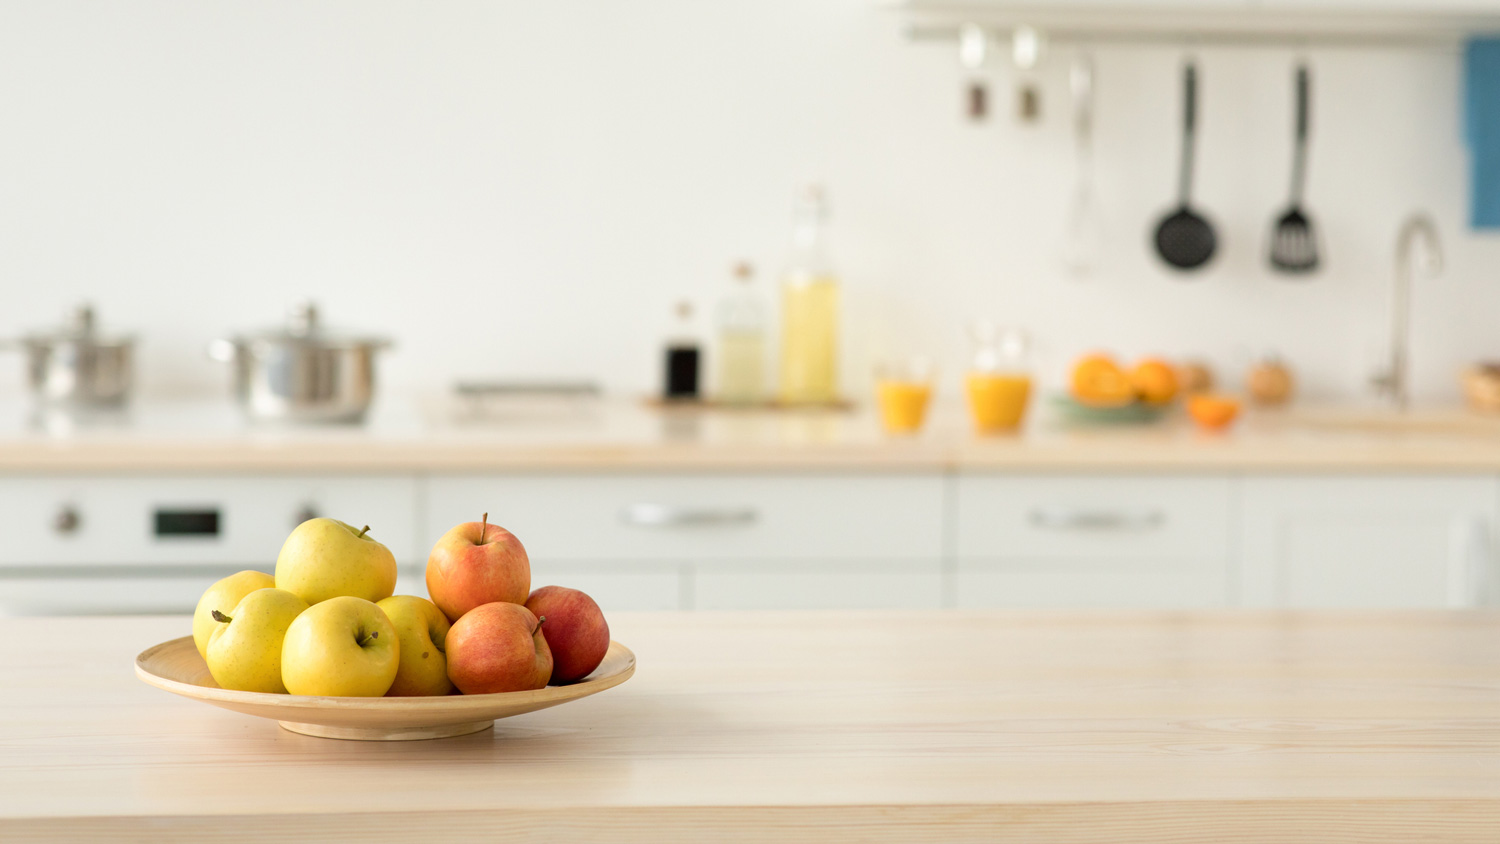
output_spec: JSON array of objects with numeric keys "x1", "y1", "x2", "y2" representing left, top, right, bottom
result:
[
  {"x1": 1029, "y1": 508, "x2": 1165, "y2": 531},
  {"x1": 620, "y1": 504, "x2": 758, "y2": 528}
]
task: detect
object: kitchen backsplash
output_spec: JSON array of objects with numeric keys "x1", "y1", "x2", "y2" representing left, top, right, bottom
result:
[{"x1": 0, "y1": 0, "x2": 1492, "y2": 404}]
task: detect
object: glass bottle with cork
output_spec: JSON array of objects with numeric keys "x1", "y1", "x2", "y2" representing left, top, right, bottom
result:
[
  {"x1": 778, "y1": 186, "x2": 840, "y2": 405},
  {"x1": 662, "y1": 300, "x2": 702, "y2": 402}
]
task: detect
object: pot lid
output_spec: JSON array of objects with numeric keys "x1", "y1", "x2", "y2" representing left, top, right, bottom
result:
[
  {"x1": 229, "y1": 302, "x2": 391, "y2": 350},
  {"x1": 20, "y1": 305, "x2": 134, "y2": 348}
]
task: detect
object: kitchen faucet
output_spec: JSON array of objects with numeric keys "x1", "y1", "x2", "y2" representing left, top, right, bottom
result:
[{"x1": 1372, "y1": 214, "x2": 1442, "y2": 410}]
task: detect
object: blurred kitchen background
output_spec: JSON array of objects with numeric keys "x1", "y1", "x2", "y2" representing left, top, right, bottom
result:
[
  {"x1": 0, "y1": 0, "x2": 1489, "y2": 402},
  {"x1": 5, "y1": 0, "x2": 1500, "y2": 619}
]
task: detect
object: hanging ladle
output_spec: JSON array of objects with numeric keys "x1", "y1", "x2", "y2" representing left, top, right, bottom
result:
[{"x1": 1152, "y1": 60, "x2": 1217, "y2": 272}]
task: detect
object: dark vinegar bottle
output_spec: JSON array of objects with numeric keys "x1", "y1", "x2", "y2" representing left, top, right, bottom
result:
[{"x1": 663, "y1": 300, "x2": 701, "y2": 401}]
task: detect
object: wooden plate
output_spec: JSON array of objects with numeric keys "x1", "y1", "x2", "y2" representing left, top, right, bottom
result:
[{"x1": 135, "y1": 636, "x2": 635, "y2": 741}]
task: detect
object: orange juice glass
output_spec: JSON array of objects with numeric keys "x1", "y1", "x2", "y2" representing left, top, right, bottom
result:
[
  {"x1": 965, "y1": 371, "x2": 1032, "y2": 432},
  {"x1": 875, "y1": 360, "x2": 934, "y2": 435},
  {"x1": 965, "y1": 322, "x2": 1033, "y2": 433}
]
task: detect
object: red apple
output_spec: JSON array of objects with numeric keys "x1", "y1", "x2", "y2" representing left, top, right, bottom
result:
[
  {"x1": 426, "y1": 513, "x2": 531, "y2": 623},
  {"x1": 525, "y1": 585, "x2": 610, "y2": 684},
  {"x1": 445, "y1": 602, "x2": 552, "y2": 695}
]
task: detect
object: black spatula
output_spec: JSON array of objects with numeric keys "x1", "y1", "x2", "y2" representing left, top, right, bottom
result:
[
  {"x1": 1268, "y1": 63, "x2": 1319, "y2": 275},
  {"x1": 1153, "y1": 61, "x2": 1217, "y2": 272}
]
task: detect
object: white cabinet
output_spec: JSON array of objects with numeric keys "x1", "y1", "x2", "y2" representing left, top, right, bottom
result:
[
  {"x1": 0, "y1": 475, "x2": 421, "y2": 567},
  {"x1": 526, "y1": 561, "x2": 686, "y2": 612},
  {"x1": 3, "y1": 468, "x2": 1495, "y2": 615},
  {"x1": 1238, "y1": 476, "x2": 1499, "y2": 608},
  {"x1": 424, "y1": 473, "x2": 945, "y2": 562},
  {"x1": 0, "y1": 475, "x2": 421, "y2": 616},
  {"x1": 424, "y1": 473, "x2": 947, "y2": 611},
  {"x1": 692, "y1": 559, "x2": 945, "y2": 611},
  {"x1": 953, "y1": 475, "x2": 1234, "y2": 608}
]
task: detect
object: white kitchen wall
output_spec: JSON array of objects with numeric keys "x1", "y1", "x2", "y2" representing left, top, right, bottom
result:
[{"x1": 0, "y1": 0, "x2": 1491, "y2": 405}]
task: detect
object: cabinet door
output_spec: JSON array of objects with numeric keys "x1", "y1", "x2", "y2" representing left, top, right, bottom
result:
[
  {"x1": 528, "y1": 561, "x2": 685, "y2": 612},
  {"x1": 1238, "y1": 476, "x2": 1499, "y2": 608},
  {"x1": 953, "y1": 474, "x2": 1233, "y2": 608},
  {"x1": 423, "y1": 473, "x2": 945, "y2": 563},
  {"x1": 691, "y1": 559, "x2": 944, "y2": 611}
]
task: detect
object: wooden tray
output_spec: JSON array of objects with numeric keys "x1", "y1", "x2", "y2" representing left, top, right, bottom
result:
[{"x1": 135, "y1": 636, "x2": 635, "y2": 741}]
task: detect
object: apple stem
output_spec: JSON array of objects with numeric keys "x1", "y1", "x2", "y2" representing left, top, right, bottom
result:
[
  {"x1": 356, "y1": 525, "x2": 371, "y2": 539},
  {"x1": 534, "y1": 615, "x2": 547, "y2": 635},
  {"x1": 479, "y1": 512, "x2": 489, "y2": 545},
  {"x1": 211, "y1": 610, "x2": 232, "y2": 624},
  {"x1": 357, "y1": 630, "x2": 379, "y2": 647}
]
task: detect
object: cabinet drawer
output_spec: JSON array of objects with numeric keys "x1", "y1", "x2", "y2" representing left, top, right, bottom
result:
[
  {"x1": 424, "y1": 474, "x2": 945, "y2": 562},
  {"x1": 0, "y1": 476, "x2": 420, "y2": 566},
  {"x1": 954, "y1": 557, "x2": 1229, "y2": 609},
  {"x1": 955, "y1": 475, "x2": 1233, "y2": 561},
  {"x1": 692, "y1": 559, "x2": 943, "y2": 610},
  {"x1": 1238, "y1": 476, "x2": 1499, "y2": 608},
  {"x1": 529, "y1": 561, "x2": 685, "y2": 612}
]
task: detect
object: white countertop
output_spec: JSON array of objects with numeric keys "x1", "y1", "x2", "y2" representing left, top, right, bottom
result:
[{"x1": 0, "y1": 395, "x2": 1496, "y2": 472}]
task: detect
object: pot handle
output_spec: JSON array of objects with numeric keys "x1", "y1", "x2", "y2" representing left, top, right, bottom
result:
[{"x1": 207, "y1": 340, "x2": 238, "y2": 363}]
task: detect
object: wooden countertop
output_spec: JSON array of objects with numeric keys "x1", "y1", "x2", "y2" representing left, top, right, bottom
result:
[
  {"x1": 4, "y1": 611, "x2": 1500, "y2": 842},
  {"x1": 1, "y1": 398, "x2": 1500, "y2": 472}
]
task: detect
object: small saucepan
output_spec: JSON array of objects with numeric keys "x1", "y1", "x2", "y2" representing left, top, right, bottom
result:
[{"x1": 7, "y1": 305, "x2": 134, "y2": 408}]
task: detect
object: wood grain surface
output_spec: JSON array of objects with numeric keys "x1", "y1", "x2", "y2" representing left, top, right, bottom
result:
[{"x1": 4, "y1": 610, "x2": 1500, "y2": 842}]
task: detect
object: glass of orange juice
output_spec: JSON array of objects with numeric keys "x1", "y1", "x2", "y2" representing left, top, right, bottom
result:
[
  {"x1": 965, "y1": 322, "x2": 1033, "y2": 433},
  {"x1": 874, "y1": 358, "x2": 935, "y2": 435}
]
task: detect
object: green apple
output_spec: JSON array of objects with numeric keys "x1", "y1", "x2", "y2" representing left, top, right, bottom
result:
[
  {"x1": 205, "y1": 588, "x2": 309, "y2": 694},
  {"x1": 275, "y1": 518, "x2": 398, "y2": 605},
  {"x1": 376, "y1": 595, "x2": 455, "y2": 696},
  {"x1": 192, "y1": 570, "x2": 276, "y2": 659},
  {"x1": 281, "y1": 596, "x2": 399, "y2": 697}
]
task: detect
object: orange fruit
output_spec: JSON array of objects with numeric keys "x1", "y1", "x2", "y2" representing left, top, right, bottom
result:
[
  {"x1": 1070, "y1": 354, "x2": 1134, "y2": 408},
  {"x1": 1246, "y1": 359, "x2": 1294, "y2": 406},
  {"x1": 1187, "y1": 394, "x2": 1241, "y2": 431},
  {"x1": 1129, "y1": 358, "x2": 1179, "y2": 405},
  {"x1": 1178, "y1": 361, "x2": 1215, "y2": 394}
]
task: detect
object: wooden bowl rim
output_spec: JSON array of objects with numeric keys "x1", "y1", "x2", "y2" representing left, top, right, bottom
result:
[{"x1": 135, "y1": 635, "x2": 636, "y2": 713}]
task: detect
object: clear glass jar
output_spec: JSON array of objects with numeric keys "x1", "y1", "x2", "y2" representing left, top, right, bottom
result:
[{"x1": 716, "y1": 262, "x2": 767, "y2": 405}]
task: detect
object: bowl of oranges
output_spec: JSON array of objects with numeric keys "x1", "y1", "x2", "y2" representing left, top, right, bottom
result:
[{"x1": 1056, "y1": 354, "x2": 1240, "y2": 432}]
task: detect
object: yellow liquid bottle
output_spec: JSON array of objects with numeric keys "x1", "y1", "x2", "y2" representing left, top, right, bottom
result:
[
  {"x1": 780, "y1": 276, "x2": 839, "y2": 404},
  {"x1": 778, "y1": 187, "x2": 840, "y2": 405}
]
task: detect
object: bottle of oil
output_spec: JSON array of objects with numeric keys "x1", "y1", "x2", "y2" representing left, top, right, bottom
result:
[
  {"x1": 716, "y1": 262, "x2": 767, "y2": 405},
  {"x1": 778, "y1": 186, "x2": 839, "y2": 405}
]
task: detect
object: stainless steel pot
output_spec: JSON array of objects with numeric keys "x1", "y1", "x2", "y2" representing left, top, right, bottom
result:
[
  {"x1": 210, "y1": 303, "x2": 392, "y2": 424},
  {"x1": 12, "y1": 305, "x2": 134, "y2": 408}
]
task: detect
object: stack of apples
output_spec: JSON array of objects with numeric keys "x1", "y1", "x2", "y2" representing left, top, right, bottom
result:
[{"x1": 191, "y1": 514, "x2": 610, "y2": 697}]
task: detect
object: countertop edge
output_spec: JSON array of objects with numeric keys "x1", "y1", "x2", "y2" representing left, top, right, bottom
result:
[{"x1": 5, "y1": 799, "x2": 1498, "y2": 843}]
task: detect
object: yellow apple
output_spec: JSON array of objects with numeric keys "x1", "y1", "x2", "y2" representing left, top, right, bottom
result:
[
  {"x1": 281, "y1": 596, "x2": 399, "y2": 697},
  {"x1": 192, "y1": 570, "x2": 276, "y2": 659},
  {"x1": 376, "y1": 595, "x2": 455, "y2": 696},
  {"x1": 275, "y1": 518, "x2": 398, "y2": 605},
  {"x1": 205, "y1": 588, "x2": 309, "y2": 694}
]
